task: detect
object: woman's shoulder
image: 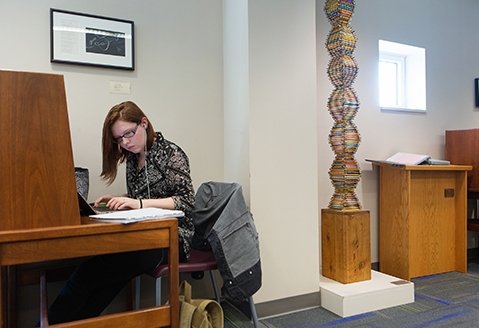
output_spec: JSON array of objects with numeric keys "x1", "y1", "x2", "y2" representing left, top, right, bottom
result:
[{"x1": 153, "y1": 132, "x2": 188, "y2": 156}]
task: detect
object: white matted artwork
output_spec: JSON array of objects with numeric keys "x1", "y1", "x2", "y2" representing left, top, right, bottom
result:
[{"x1": 50, "y1": 8, "x2": 134, "y2": 70}]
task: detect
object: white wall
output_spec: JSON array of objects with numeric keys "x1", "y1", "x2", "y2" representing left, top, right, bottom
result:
[
  {"x1": 0, "y1": 0, "x2": 224, "y2": 200},
  {"x1": 223, "y1": 0, "x2": 250, "y2": 198},
  {"x1": 249, "y1": 0, "x2": 319, "y2": 302}
]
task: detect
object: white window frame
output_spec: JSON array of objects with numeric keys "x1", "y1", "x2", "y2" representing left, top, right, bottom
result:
[
  {"x1": 378, "y1": 40, "x2": 426, "y2": 112},
  {"x1": 379, "y1": 53, "x2": 405, "y2": 108}
]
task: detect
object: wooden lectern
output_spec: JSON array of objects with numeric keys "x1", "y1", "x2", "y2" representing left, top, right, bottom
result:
[
  {"x1": 0, "y1": 70, "x2": 179, "y2": 327},
  {"x1": 375, "y1": 163, "x2": 471, "y2": 280}
]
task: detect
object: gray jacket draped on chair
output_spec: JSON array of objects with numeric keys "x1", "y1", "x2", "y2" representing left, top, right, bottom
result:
[{"x1": 192, "y1": 181, "x2": 262, "y2": 302}]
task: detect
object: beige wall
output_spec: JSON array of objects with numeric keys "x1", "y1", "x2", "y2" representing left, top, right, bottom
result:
[{"x1": 0, "y1": 0, "x2": 225, "y2": 199}]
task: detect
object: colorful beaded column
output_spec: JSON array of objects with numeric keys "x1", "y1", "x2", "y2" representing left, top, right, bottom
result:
[{"x1": 325, "y1": 0, "x2": 361, "y2": 211}]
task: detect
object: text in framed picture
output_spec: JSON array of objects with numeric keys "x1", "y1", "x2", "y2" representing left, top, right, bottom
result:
[{"x1": 50, "y1": 9, "x2": 134, "y2": 70}]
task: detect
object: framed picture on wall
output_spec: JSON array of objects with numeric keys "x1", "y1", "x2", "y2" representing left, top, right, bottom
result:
[
  {"x1": 475, "y1": 78, "x2": 479, "y2": 107},
  {"x1": 50, "y1": 9, "x2": 134, "y2": 70}
]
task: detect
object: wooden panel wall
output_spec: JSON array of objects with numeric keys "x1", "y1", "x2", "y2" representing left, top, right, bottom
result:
[{"x1": 445, "y1": 129, "x2": 479, "y2": 191}]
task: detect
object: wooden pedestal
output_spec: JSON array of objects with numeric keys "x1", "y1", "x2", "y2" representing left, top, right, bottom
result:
[{"x1": 321, "y1": 208, "x2": 371, "y2": 284}]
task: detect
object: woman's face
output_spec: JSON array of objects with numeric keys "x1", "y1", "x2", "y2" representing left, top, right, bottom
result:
[{"x1": 111, "y1": 119, "x2": 146, "y2": 154}]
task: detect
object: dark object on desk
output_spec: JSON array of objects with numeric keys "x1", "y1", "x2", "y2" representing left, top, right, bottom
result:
[
  {"x1": 423, "y1": 158, "x2": 451, "y2": 165},
  {"x1": 75, "y1": 167, "x2": 89, "y2": 200},
  {"x1": 77, "y1": 192, "x2": 116, "y2": 216}
]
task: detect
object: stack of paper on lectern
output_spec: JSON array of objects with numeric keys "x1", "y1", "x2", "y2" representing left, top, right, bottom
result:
[
  {"x1": 367, "y1": 152, "x2": 451, "y2": 166},
  {"x1": 90, "y1": 208, "x2": 184, "y2": 224},
  {"x1": 384, "y1": 152, "x2": 431, "y2": 165}
]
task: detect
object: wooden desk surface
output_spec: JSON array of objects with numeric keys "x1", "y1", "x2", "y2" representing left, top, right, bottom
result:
[{"x1": 0, "y1": 218, "x2": 179, "y2": 328}]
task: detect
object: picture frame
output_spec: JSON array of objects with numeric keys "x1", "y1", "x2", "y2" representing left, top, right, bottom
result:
[
  {"x1": 475, "y1": 78, "x2": 479, "y2": 107},
  {"x1": 50, "y1": 9, "x2": 134, "y2": 70}
]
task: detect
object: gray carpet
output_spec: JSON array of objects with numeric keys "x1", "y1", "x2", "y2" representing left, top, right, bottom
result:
[{"x1": 249, "y1": 261, "x2": 479, "y2": 328}]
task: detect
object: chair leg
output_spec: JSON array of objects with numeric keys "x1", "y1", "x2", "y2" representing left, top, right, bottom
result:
[
  {"x1": 208, "y1": 271, "x2": 221, "y2": 303},
  {"x1": 6, "y1": 266, "x2": 17, "y2": 328},
  {"x1": 155, "y1": 277, "x2": 162, "y2": 306},
  {"x1": 248, "y1": 296, "x2": 260, "y2": 328},
  {"x1": 133, "y1": 276, "x2": 141, "y2": 310},
  {"x1": 39, "y1": 271, "x2": 49, "y2": 327},
  {"x1": 474, "y1": 198, "x2": 478, "y2": 220},
  {"x1": 209, "y1": 270, "x2": 259, "y2": 326}
]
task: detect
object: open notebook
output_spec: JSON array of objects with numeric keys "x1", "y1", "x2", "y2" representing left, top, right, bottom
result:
[
  {"x1": 89, "y1": 207, "x2": 185, "y2": 224},
  {"x1": 366, "y1": 152, "x2": 450, "y2": 166}
]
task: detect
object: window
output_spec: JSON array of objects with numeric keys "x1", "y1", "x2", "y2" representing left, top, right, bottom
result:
[{"x1": 378, "y1": 40, "x2": 426, "y2": 112}]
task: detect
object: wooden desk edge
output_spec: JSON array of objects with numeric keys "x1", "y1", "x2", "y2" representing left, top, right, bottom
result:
[
  {"x1": 0, "y1": 218, "x2": 178, "y2": 243},
  {"x1": 369, "y1": 161, "x2": 472, "y2": 171}
]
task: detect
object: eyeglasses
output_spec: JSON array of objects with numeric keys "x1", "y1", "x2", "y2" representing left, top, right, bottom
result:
[{"x1": 113, "y1": 123, "x2": 140, "y2": 144}]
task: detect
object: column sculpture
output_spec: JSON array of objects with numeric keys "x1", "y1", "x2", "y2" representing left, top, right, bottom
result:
[
  {"x1": 321, "y1": 0, "x2": 371, "y2": 284},
  {"x1": 325, "y1": 0, "x2": 360, "y2": 210}
]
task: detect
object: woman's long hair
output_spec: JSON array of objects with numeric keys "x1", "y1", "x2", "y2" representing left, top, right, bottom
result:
[{"x1": 100, "y1": 101, "x2": 155, "y2": 185}]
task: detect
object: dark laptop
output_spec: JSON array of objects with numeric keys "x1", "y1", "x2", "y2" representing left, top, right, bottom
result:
[{"x1": 77, "y1": 192, "x2": 116, "y2": 216}]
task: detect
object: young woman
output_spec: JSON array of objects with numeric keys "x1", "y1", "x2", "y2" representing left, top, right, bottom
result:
[{"x1": 46, "y1": 101, "x2": 195, "y2": 324}]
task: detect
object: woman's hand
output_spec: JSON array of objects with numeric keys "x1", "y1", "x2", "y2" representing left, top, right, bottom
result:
[
  {"x1": 94, "y1": 195, "x2": 140, "y2": 210},
  {"x1": 93, "y1": 195, "x2": 114, "y2": 207},
  {"x1": 104, "y1": 196, "x2": 140, "y2": 210}
]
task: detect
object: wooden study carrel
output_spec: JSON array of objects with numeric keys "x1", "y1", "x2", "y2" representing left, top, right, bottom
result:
[
  {"x1": 0, "y1": 70, "x2": 179, "y2": 327},
  {"x1": 0, "y1": 70, "x2": 79, "y2": 229}
]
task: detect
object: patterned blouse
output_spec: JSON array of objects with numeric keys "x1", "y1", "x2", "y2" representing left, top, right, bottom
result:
[{"x1": 125, "y1": 132, "x2": 195, "y2": 260}]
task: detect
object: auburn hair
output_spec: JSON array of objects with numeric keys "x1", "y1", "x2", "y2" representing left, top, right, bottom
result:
[{"x1": 100, "y1": 101, "x2": 155, "y2": 185}]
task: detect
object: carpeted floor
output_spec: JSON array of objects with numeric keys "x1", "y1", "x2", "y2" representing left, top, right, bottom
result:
[{"x1": 229, "y1": 260, "x2": 479, "y2": 328}]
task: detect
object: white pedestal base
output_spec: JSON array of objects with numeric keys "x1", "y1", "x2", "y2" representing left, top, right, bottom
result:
[{"x1": 319, "y1": 270, "x2": 414, "y2": 317}]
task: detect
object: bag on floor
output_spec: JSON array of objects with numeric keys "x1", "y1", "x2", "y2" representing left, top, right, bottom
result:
[{"x1": 179, "y1": 280, "x2": 224, "y2": 328}]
